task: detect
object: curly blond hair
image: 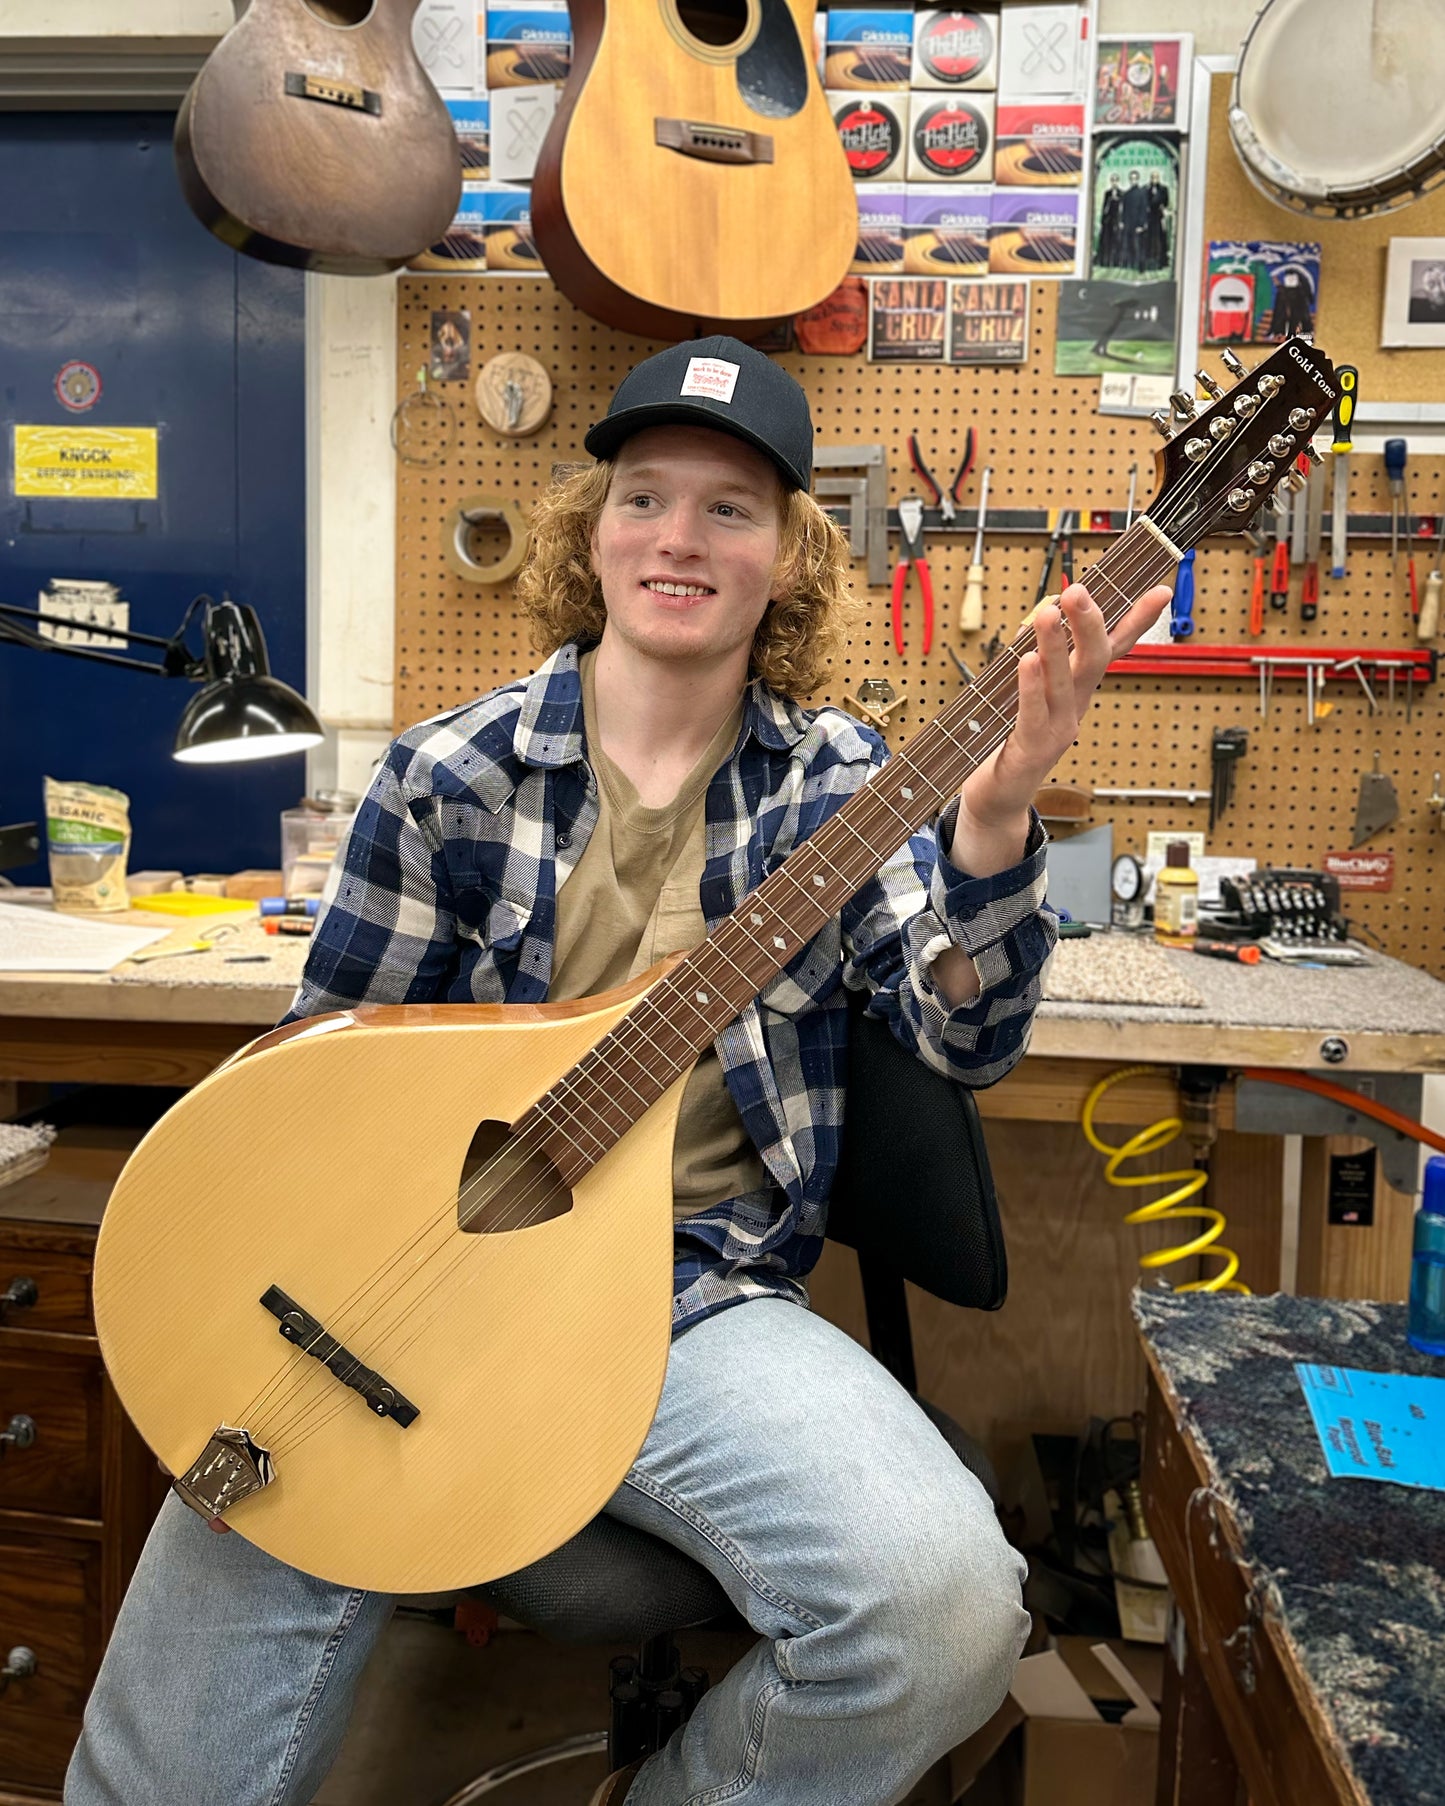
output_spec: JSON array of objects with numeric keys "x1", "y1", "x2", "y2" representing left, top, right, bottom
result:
[{"x1": 513, "y1": 458, "x2": 858, "y2": 699}]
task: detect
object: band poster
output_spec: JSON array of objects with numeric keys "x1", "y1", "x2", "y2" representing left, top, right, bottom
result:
[{"x1": 1088, "y1": 133, "x2": 1181, "y2": 285}]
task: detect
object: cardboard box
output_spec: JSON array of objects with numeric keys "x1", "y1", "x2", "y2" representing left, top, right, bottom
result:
[
  {"x1": 824, "y1": 6, "x2": 914, "y2": 89},
  {"x1": 484, "y1": 1, "x2": 570, "y2": 87},
  {"x1": 907, "y1": 93, "x2": 995, "y2": 183},
  {"x1": 950, "y1": 1638, "x2": 1161, "y2": 1805},
  {"x1": 912, "y1": 9, "x2": 1000, "y2": 91},
  {"x1": 851, "y1": 183, "x2": 907, "y2": 273},
  {"x1": 830, "y1": 89, "x2": 909, "y2": 182}
]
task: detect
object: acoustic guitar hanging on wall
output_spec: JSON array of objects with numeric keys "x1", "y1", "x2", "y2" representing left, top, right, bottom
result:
[
  {"x1": 532, "y1": 0, "x2": 857, "y2": 339},
  {"x1": 175, "y1": 0, "x2": 462, "y2": 275}
]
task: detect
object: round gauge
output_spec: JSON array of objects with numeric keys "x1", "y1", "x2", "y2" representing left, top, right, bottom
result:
[{"x1": 1111, "y1": 854, "x2": 1144, "y2": 902}]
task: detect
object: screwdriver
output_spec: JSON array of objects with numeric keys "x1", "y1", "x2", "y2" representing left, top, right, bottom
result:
[
  {"x1": 960, "y1": 465, "x2": 990, "y2": 634},
  {"x1": 1193, "y1": 941, "x2": 1262, "y2": 966},
  {"x1": 1270, "y1": 489, "x2": 1291, "y2": 610},
  {"x1": 1422, "y1": 508, "x2": 1445, "y2": 641},
  {"x1": 1384, "y1": 437, "x2": 1407, "y2": 570},
  {"x1": 1329, "y1": 364, "x2": 1357, "y2": 578}
]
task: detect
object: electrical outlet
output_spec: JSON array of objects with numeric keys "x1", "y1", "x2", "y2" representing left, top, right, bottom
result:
[{"x1": 38, "y1": 589, "x2": 129, "y2": 649}]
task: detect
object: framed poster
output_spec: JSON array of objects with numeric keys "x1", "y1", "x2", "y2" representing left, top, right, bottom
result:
[
  {"x1": 1088, "y1": 132, "x2": 1181, "y2": 283},
  {"x1": 1203, "y1": 240, "x2": 1320, "y2": 344},
  {"x1": 1381, "y1": 238, "x2": 1445, "y2": 348},
  {"x1": 1093, "y1": 35, "x2": 1192, "y2": 129}
]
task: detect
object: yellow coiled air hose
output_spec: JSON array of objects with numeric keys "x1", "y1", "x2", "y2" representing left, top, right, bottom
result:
[{"x1": 1081, "y1": 1066, "x2": 1250, "y2": 1295}]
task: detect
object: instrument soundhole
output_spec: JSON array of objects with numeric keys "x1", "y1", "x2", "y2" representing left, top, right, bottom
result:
[
  {"x1": 676, "y1": 0, "x2": 749, "y2": 49},
  {"x1": 301, "y1": 0, "x2": 374, "y2": 26},
  {"x1": 457, "y1": 1120, "x2": 573, "y2": 1234}
]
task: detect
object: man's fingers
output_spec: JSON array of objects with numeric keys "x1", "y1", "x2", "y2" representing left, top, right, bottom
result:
[{"x1": 1108, "y1": 584, "x2": 1172, "y2": 657}]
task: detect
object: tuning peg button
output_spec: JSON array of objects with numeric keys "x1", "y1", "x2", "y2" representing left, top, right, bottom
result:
[
  {"x1": 1195, "y1": 370, "x2": 1223, "y2": 399},
  {"x1": 1150, "y1": 410, "x2": 1173, "y2": 438},
  {"x1": 1221, "y1": 349, "x2": 1248, "y2": 378},
  {"x1": 1304, "y1": 443, "x2": 1324, "y2": 466}
]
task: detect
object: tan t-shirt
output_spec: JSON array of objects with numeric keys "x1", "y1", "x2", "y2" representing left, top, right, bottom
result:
[{"x1": 550, "y1": 651, "x2": 769, "y2": 1221}]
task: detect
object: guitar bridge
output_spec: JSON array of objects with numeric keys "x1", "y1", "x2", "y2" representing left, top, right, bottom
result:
[
  {"x1": 655, "y1": 119, "x2": 774, "y2": 164},
  {"x1": 261, "y1": 1285, "x2": 420, "y2": 1427},
  {"x1": 284, "y1": 71, "x2": 382, "y2": 116},
  {"x1": 172, "y1": 1425, "x2": 274, "y2": 1524}
]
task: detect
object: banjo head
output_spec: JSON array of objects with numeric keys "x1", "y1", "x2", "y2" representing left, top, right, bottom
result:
[{"x1": 1230, "y1": 0, "x2": 1445, "y2": 218}]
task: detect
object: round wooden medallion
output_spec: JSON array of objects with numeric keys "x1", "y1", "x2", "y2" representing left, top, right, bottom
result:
[{"x1": 474, "y1": 353, "x2": 553, "y2": 436}]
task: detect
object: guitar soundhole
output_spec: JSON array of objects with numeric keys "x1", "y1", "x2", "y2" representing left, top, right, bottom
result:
[
  {"x1": 677, "y1": 0, "x2": 749, "y2": 49},
  {"x1": 301, "y1": 0, "x2": 374, "y2": 25},
  {"x1": 457, "y1": 1120, "x2": 573, "y2": 1234}
]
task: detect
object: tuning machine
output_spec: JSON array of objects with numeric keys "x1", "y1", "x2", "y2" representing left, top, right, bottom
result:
[
  {"x1": 1220, "y1": 349, "x2": 1249, "y2": 379},
  {"x1": 1195, "y1": 369, "x2": 1223, "y2": 400}
]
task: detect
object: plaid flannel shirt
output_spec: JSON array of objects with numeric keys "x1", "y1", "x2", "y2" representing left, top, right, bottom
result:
[{"x1": 281, "y1": 642, "x2": 1056, "y2": 1335}]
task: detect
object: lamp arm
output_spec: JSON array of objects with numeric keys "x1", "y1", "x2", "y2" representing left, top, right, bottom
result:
[{"x1": 0, "y1": 600, "x2": 206, "y2": 677}]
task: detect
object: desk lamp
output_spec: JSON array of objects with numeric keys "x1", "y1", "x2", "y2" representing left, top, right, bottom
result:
[{"x1": 0, "y1": 592, "x2": 322, "y2": 764}]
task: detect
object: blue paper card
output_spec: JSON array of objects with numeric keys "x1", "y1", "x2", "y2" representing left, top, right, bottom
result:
[{"x1": 1295, "y1": 1363, "x2": 1445, "y2": 1491}]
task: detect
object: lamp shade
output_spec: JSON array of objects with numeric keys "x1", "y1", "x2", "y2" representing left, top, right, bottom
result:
[{"x1": 171, "y1": 598, "x2": 323, "y2": 765}]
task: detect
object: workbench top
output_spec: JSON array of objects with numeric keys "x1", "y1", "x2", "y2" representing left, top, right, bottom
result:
[{"x1": 1, "y1": 914, "x2": 1442, "y2": 1074}]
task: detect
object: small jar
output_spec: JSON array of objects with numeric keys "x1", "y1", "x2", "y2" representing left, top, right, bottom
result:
[
  {"x1": 1407, "y1": 1156, "x2": 1445, "y2": 1358},
  {"x1": 1153, "y1": 840, "x2": 1199, "y2": 947}
]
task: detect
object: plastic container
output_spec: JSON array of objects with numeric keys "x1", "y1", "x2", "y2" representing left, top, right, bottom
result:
[
  {"x1": 1153, "y1": 840, "x2": 1199, "y2": 947},
  {"x1": 1407, "y1": 1156, "x2": 1445, "y2": 1358},
  {"x1": 281, "y1": 790, "x2": 359, "y2": 896}
]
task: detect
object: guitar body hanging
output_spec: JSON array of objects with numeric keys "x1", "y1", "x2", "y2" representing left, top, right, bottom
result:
[
  {"x1": 175, "y1": 0, "x2": 462, "y2": 275},
  {"x1": 531, "y1": 0, "x2": 857, "y2": 338}
]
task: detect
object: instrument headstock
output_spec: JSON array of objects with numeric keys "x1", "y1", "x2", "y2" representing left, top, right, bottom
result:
[{"x1": 1145, "y1": 337, "x2": 1338, "y2": 552}]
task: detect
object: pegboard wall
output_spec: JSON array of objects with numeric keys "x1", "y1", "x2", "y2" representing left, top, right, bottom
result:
[{"x1": 396, "y1": 91, "x2": 1444, "y2": 979}]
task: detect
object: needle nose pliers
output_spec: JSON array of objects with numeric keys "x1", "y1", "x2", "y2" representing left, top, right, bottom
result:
[{"x1": 908, "y1": 428, "x2": 975, "y2": 525}]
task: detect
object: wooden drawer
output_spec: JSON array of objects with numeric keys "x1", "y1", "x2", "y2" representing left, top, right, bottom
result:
[
  {"x1": 0, "y1": 1350, "x2": 101, "y2": 1521},
  {"x1": 0, "y1": 1241, "x2": 93, "y2": 1341},
  {"x1": 0, "y1": 1530, "x2": 100, "y2": 1795}
]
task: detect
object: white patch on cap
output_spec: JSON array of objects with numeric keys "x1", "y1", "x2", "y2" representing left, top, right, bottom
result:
[{"x1": 679, "y1": 357, "x2": 741, "y2": 405}]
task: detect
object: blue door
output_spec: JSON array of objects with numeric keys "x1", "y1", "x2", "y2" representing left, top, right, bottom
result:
[{"x1": 0, "y1": 110, "x2": 306, "y2": 883}]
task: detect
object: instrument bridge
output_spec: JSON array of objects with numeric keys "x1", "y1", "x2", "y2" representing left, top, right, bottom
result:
[{"x1": 261, "y1": 1285, "x2": 420, "y2": 1427}]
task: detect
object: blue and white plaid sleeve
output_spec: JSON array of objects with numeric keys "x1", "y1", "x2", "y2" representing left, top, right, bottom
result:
[
  {"x1": 277, "y1": 748, "x2": 460, "y2": 1026},
  {"x1": 840, "y1": 738, "x2": 1056, "y2": 1086}
]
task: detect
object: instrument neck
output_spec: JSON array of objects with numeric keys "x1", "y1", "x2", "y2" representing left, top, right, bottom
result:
[{"x1": 520, "y1": 517, "x2": 1179, "y2": 1183}]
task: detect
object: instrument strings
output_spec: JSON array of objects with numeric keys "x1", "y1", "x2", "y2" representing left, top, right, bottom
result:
[{"x1": 239, "y1": 437, "x2": 1254, "y2": 1458}]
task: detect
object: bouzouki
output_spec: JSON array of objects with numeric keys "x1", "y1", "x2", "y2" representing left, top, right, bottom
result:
[
  {"x1": 175, "y1": 0, "x2": 462, "y2": 275},
  {"x1": 93, "y1": 338, "x2": 1337, "y2": 1594},
  {"x1": 531, "y1": 0, "x2": 856, "y2": 338}
]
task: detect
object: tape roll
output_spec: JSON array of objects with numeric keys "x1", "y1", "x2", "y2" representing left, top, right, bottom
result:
[{"x1": 444, "y1": 495, "x2": 529, "y2": 585}]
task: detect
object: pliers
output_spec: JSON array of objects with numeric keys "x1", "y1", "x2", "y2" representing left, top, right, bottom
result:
[
  {"x1": 892, "y1": 495, "x2": 934, "y2": 656},
  {"x1": 908, "y1": 429, "x2": 975, "y2": 525}
]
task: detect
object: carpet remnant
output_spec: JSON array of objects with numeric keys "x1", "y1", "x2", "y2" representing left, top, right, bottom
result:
[{"x1": 1044, "y1": 933, "x2": 1205, "y2": 1008}]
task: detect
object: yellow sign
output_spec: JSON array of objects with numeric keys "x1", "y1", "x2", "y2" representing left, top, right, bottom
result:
[{"x1": 13, "y1": 426, "x2": 158, "y2": 500}]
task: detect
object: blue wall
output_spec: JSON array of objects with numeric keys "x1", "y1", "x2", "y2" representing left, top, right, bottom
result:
[{"x1": 0, "y1": 112, "x2": 306, "y2": 883}]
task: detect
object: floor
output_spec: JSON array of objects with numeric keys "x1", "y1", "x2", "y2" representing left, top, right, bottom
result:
[{"x1": 312, "y1": 1611, "x2": 955, "y2": 1806}]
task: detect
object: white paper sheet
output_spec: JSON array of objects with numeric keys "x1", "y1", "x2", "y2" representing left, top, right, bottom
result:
[{"x1": 0, "y1": 901, "x2": 170, "y2": 972}]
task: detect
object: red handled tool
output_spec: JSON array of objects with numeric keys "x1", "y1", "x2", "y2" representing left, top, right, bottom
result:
[{"x1": 892, "y1": 496, "x2": 934, "y2": 656}]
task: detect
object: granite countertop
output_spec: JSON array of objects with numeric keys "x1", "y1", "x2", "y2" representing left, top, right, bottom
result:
[{"x1": 1136, "y1": 1289, "x2": 1445, "y2": 1806}]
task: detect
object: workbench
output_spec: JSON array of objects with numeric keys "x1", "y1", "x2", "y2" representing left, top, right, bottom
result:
[
  {"x1": 1137, "y1": 1289, "x2": 1445, "y2": 1806},
  {"x1": 1, "y1": 916, "x2": 1443, "y2": 1459}
]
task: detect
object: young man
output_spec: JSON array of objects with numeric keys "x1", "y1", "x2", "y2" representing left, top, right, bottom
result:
[{"x1": 67, "y1": 338, "x2": 1168, "y2": 1806}]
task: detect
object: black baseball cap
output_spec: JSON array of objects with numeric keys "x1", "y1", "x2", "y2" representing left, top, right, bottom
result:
[{"x1": 584, "y1": 336, "x2": 812, "y2": 491}]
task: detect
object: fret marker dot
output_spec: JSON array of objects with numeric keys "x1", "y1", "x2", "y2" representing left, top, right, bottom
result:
[
  {"x1": 968, "y1": 719, "x2": 981, "y2": 734},
  {"x1": 901, "y1": 786, "x2": 913, "y2": 801},
  {"x1": 773, "y1": 936, "x2": 786, "y2": 950},
  {"x1": 750, "y1": 912, "x2": 764, "y2": 926},
  {"x1": 813, "y1": 874, "x2": 826, "y2": 887},
  {"x1": 695, "y1": 990, "x2": 709, "y2": 1005}
]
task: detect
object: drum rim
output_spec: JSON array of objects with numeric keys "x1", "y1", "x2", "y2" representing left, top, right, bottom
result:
[{"x1": 1228, "y1": 0, "x2": 1445, "y2": 217}]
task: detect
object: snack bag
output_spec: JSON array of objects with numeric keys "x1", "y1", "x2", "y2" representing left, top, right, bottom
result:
[{"x1": 44, "y1": 777, "x2": 132, "y2": 913}]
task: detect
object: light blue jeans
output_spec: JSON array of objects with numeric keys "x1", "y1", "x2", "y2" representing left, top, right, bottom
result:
[{"x1": 66, "y1": 1296, "x2": 1028, "y2": 1806}]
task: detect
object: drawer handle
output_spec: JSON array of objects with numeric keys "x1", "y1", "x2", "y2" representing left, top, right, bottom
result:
[
  {"x1": 0, "y1": 1278, "x2": 38, "y2": 1321},
  {"x1": 0, "y1": 1415, "x2": 35, "y2": 1455},
  {"x1": 0, "y1": 1648, "x2": 36, "y2": 1695}
]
